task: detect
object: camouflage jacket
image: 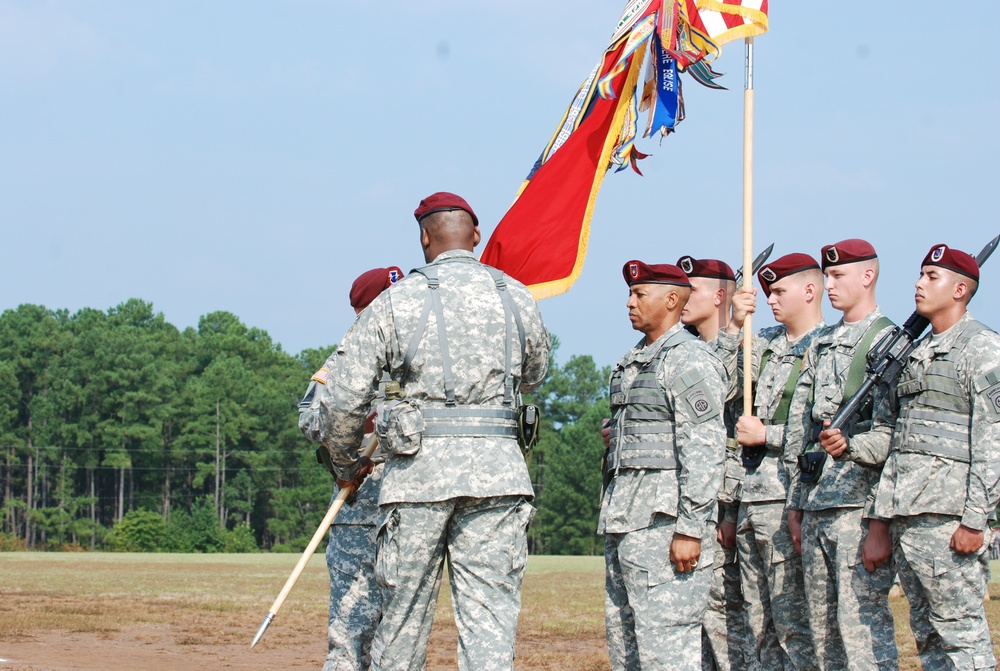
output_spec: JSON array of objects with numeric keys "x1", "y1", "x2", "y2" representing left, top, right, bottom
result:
[
  {"x1": 300, "y1": 361, "x2": 385, "y2": 525},
  {"x1": 599, "y1": 323, "x2": 727, "y2": 538},
  {"x1": 740, "y1": 322, "x2": 824, "y2": 503},
  {"x1": 786, "y1": 308, "x2": 897, "y2": 513},
  {"x1": 306, "y1": 250, "x2": 550, "y2": 505},
  {"x1": 874, "y1": 312, "x2": 1000, "y2": 530},
  {"x1": 709, "y1": 330, "x2": 743, "y2": 523}
]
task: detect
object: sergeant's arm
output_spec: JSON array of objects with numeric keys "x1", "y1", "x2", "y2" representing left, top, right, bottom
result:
[
  {"x1": 312, "y1": 306, "x2": 386, "y2": 481},
  {"x1": 665, "y1": 347, "x2": 727, "y2": 539},
  {"x1": 964, "y1": 345, "x2": 1000, "y2": 530},
  {"x1": 515, "y1": 290, "x2": 551, "y2": 393},
  {"x1": 784, "y1": 346, "x2": 816, "y2": 511}
]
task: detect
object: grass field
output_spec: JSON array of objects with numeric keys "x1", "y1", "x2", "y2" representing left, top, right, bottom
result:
[{"x1": 0, "y1": 553, "x2": 997, "y2": 670}]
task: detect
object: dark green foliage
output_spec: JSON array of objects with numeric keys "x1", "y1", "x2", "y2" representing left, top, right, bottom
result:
[
  {"x1": 0, "y1": 301, "x2": 624, "y2": 555},
  {"x1": 106, "y1": 509, "x2": 167, "y2": 552}
]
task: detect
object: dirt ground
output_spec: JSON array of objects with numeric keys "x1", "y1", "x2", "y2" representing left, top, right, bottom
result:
[
  {"x1": 1, "y1": 553, "x2": 997, "y2": 671},
  {"x1": 0, "y1": 621, "x2": 609, "y2": 671}
]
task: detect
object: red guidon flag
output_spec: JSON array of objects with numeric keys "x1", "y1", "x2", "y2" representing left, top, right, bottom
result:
[{"x1": 481, "y1": 0, "x2": 768, "y2": 299}]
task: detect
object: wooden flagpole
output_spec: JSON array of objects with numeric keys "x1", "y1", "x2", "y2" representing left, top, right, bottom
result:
[{"x1": 742, "y1": 37, "x2": 755, "y2": 414}]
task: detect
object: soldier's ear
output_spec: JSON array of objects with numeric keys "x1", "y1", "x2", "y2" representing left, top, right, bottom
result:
[
  {"x1": 472, "y1": 226, "x2": 481, "y2": 248},
  {"x1": 420, "y1": 225, "x2": 430, "y2": 250}
]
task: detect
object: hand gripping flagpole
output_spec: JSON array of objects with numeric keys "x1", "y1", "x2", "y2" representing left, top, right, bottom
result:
[
  {"x1": 741, "y1": 37, "x2": 755, "y2": 414},
  {"x1": 250, "y1": 432, "x2": 380, "y2": 649}
]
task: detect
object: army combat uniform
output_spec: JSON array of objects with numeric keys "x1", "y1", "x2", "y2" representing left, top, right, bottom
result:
[
  {"x1": 310, "y1": 248, "x2": 549, "y2": 671},
  {"x1": 601, "y1": 321, "x2": 727, "y2": 671},
  {"x1": 703, "y1": 329, "x2": 758, "y2": 671},
  {"x1": 785, "y1": 308, "x2": 898, "y2": 671},
  {"x1": 300, "y1": 368, "x2": 385, "y2": 671},
  {"x1": 875, "y1": 310, "x2": 1000, "y2": 671},
  {"x1": 737, "y1": 324, "x2": 821, "y2": 671}
]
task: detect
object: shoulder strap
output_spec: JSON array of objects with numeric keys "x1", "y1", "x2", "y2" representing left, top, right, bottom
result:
[
  {"x1": 487, "y1": 266, "x2": 526, "y2": 407},
  {"x1": 844, "y1": 316, "x2": 893, "y2": 400},
  {"x1": 401, "y1": 264, "x2": 526, "y2": 408},
  {"x1": 771, "y1": 352, "x2": 806, "y2": 424}
]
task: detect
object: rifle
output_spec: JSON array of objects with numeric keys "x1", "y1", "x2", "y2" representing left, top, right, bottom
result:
[
  {"x1": 797, "y1": 234, "x2": 999, "y2": 480},
  {"x1": 827, "y1": 234, "x2": 999, "y2": 433},
  {"x1": 734, "y1": 242, "x2": 774, "y2": 286}
]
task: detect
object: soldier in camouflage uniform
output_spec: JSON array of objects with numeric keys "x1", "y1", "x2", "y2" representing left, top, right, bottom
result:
[
  {"x1": 785, "y1": 239, "x2": 898, "y2": 671},
  {"x1": 729, "y1": 254, "x2": 824, "y2": 671},
  {"x1": 600, "y1": 260, "x2": 727, "y2": 671},
  {"x1": 299, "y1": 266, "x2": 403, "y2": 671},
  {"x1": 307, "y1": 192, "x2": 550, "y2": 671},
  {"x1": 874, "y1": 244, "x2": 999, "y2": 671},
  {"x1": 676, "y1": 255, "x2": 755, "y2": 671}
]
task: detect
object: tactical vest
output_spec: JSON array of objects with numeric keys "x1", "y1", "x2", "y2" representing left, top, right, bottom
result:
[
  {"x1": 400, "y1": 259, "x2": 524, "y2": 438},
  {"x1": 894, "y1": 320, "x2": 988, "y2": 464},
  {"x1": 606, "y1": 329, "x2": 696, "y2": 472}
]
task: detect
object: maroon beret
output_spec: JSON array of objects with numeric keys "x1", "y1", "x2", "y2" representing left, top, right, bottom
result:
[
  {"x1": 922, "y1": 243, "x2": 979, "y2": 281},
  {"x1": 623, "y1": 260, "x2": 691, "y2": 287},
  {"x1": 676, "y1": 256, "x2": 736, "y2": 281},
  {"x1": 758, "y1": 253, "x2": 821, "y2": 296},
  {"x1": 349, "y1": 266, "x2": 404, "y2": 311},
  {"x1": 821, "y1": 238, "x2": 877, "y2": 270},
  {"x1": 413, "y1": 191, "x2": 479, "y2": 227}
]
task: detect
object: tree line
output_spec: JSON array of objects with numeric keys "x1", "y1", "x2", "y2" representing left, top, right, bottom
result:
[{"x1": 0, "y1": 300, "x2": 609, "y2": 554}]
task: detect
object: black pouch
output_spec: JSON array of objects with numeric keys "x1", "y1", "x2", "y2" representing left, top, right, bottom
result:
[
  {"x1": 741, "y1": 445, "x2": 767, "y2": 469},
  {"x1": 798, "y1": 451, "x2": 827, "y2": 483},
  {"x1": 518, "y1": 404, "x2": 541, "y2": 455}
]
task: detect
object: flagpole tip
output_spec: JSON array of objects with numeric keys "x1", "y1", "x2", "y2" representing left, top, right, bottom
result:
[{"x1": 250, "y1": 612, "x2": 275, "y2": 649}]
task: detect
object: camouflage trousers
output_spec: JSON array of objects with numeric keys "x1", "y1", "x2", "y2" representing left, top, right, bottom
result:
[
  {"x1": 323, "y1": 523, "x2": 381, "y2": 671},
  {"x1": 605, "y1": 514, "x2": 713, "y2": 671},
  {"x1": 736, "y1": 500, "x2": 817, "y2": 671},
  {"x1": 800, "y1": 507, "x2": 897, "y2": 671},
  {"x1": 892, "y1": 514, "x2": 996, "y2": 671},
  {"x1": 370, "y1": 495, "x2": 535, "y2": 671},
  {"x1": 702, "y1": 519, "x2": 758, "y2": 671}
]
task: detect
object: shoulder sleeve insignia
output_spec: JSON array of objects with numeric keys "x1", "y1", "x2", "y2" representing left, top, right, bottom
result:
[{"x1": 311, "y1": 368, "x2": 330, "y2": 385}]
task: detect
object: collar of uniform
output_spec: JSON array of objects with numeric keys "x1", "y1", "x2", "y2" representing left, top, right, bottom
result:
[
  {"x1": 428, "y1": 248, "x2": 476, "y2": 264},
  {"x1": 635, "y1": 322, "x2": 686, "y2": 363},
  {"x1": 925, "y1": 310, "x2": 973, "y2": 354},
  {"x1": 833, "y1": 306, "x2": 885, "y2": 347}
]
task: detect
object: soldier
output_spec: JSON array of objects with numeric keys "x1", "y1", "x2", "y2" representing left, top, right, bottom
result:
[
  {"x1": 307, "y1": 192, "x2": 550, "y2": 671},
  {"x1": 785, "y1": 239, "x2": 898, "y2": 671},
  {"x1": 600, "y1": 260, "x2": 727, "y2": 671},
  {"x1": 675, "y1": 255, "x2": 755, "y2": 671},
  {"x1": 729, "y1": 253, "x2": 824, "y2": 671},
  {"x1": 299, "y1": 265, "x2": 403, "y2": 671},
  {"x1": 873, "y1": 244, "x2": 999, "y2": 670}
]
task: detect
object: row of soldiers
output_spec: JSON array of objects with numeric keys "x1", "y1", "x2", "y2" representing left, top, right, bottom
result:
[
  {"x1": 606, "y1": 238, "x2": 999, "y2": 671},
  {"x1": 298, "y1": 193, "x2": 997, "y2": 671}
]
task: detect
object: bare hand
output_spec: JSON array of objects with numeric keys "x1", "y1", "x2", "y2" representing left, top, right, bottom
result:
[
  {"x1": 718, "y1": 520, "x2": 737, "y2": 550},
  {"x1": 819, "y1": 420, "x2": 848, "y2": 458},
  {"x1": 601, "y1": 419, "x2": 612, "y2": 448},
  {"x1": 951, "y1": 525, "x2": 985, "y2": 555},
  {"x1": 736, "y1": 415, "x2": 766, "y2": 447},
  {"x1": 862, "y1": 519, "x2": 892, "y2": 572},
  {"x1": 670, "y1": 533, "x2": 702, "y2": 573},
  {"x1": 364, "y1": 409, "x2": 377, "y2": 434},
  {"x1": 787, "y1": 509, "x2": 803, "y2": 555},
  {"x1": 728, "y1": 286, "x2": 758, "y2": 330}
]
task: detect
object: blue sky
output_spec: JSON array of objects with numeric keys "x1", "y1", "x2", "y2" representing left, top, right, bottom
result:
[{"x1": 3, "y1": 2, "x2": 998, "y2": 368}]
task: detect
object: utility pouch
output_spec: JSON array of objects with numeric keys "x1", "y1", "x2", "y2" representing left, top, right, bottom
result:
[
  {"x1": 741, "y1": 445, "x2": 767, "y2": 469},
  {"x1": 517, "y1": 404, "x2": 540, "y2": 455},
  {"x1": 315, "y1": 446, "x2": 336, "y2": 478},
  {"x1": 377, "y1": 399, "x2": 424, "y2": 456},
  {"x1": 798, "y1": 451, "x2": 826, "y2": 484}
]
